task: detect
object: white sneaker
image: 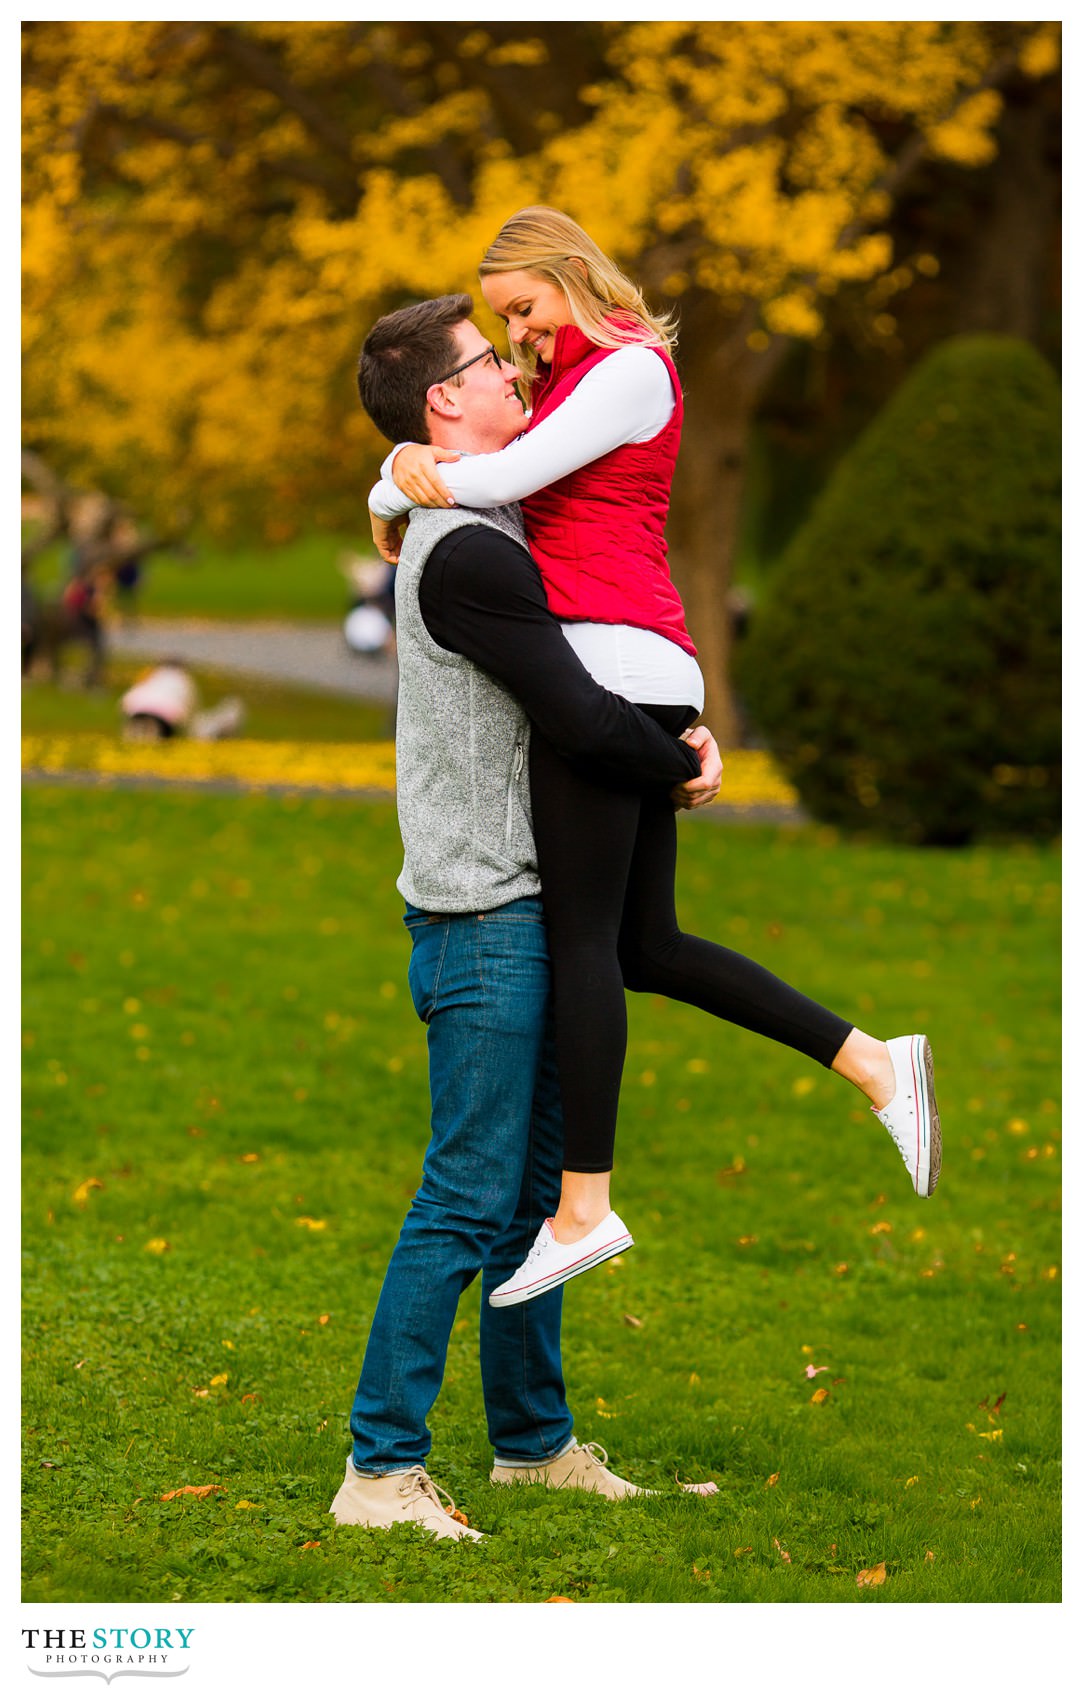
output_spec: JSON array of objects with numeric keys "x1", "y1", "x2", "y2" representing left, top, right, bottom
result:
[
  {"x1": 873, "y1": 1034, "x2": 942, "y2": 1197},
  {"x1": 328, "y1": 1457, "x2": 485, "y2": 1540},
  {"x1": 488, "y1": 1211, "x2": 634, "y2": 1308}
]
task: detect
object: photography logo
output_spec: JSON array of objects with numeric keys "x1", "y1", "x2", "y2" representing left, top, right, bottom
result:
[{"x1": 22, "y1": 1627, "x2": 194, "y2": 1682}]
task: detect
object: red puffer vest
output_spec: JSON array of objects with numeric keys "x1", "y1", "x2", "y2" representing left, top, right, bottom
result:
[{"x1": 519, "y1": 323, "x2": 696, "y2": 657}]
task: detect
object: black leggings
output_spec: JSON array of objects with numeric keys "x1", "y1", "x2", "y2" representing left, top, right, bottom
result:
[{"x1": 529, "y1": 709, "x2": 855, "y2": 1173}]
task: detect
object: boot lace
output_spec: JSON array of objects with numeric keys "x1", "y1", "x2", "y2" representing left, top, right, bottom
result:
[
  {"x1": 396, "y1": 1464, "x2": 459, "y2": 1520},
  {"x1": 578, "y1": 1440, "x2": 609, "y2": 1468}
]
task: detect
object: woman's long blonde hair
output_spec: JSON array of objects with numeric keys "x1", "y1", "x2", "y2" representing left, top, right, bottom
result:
[{"x1": 479, "y1": 206, "x2": 677, "y2": 386}]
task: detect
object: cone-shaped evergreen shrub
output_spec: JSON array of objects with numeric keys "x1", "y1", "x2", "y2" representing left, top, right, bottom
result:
[{"x1": 738, "y1": 336, "x2": 1060, "y2": 845}]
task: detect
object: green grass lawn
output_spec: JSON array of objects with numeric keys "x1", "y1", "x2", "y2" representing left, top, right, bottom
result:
[
  {"x1": 22, "y1": 784, "x2": 1061, "y2": 1603},
  {"x1": 26, "y1": 532, "x2": 367, "y2": 623},
  {"x1": 21, "y1": 661, "x2": 391, "y2": 744}
]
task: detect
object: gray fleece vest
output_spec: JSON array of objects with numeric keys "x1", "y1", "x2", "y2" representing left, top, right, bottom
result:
[{"x1": 394, "y1": 503, "x2": 540, "y2": 912}]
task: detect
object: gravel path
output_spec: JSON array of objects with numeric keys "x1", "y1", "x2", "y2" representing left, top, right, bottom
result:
[{"x1": 109, "y1": 616, "x2": 397, "y2": 702}]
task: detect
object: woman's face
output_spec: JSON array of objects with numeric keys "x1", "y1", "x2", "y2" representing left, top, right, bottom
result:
[{"x1": 480, "y1": 269, "x2": 572, "y2": 365}]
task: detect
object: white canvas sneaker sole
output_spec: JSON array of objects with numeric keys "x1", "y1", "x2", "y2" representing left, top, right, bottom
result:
[{"x1": 877, "y1": 1034, "x2": 941, "y2": 1197}]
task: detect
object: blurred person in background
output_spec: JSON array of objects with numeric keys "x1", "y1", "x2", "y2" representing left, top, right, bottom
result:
[{"x1": 120, "y1": 659, "x2": 198, "y2": 741}]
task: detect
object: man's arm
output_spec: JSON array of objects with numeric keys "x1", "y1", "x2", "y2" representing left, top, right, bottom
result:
[{"x1": 419, "y1": 523, "x2": 702, "y2": 791}]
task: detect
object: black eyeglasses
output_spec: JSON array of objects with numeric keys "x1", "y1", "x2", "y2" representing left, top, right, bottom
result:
[{"x1": 433, "y1": 343, "x2": 501, "y2": 385}]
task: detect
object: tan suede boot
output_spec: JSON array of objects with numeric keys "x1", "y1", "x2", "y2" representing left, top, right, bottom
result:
[
  {"x1": 329, "y1": 1457, "x2": 486, "y2": 1540},
  {"x1": 490, "y1": 1440, "x2": 655, "y2": 1499}
]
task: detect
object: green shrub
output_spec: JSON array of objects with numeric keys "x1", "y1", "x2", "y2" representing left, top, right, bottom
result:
[{"x1": 737, "y1": 336, "x2": 1060, "y2": 845}]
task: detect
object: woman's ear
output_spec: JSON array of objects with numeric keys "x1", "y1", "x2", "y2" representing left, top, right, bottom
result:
[{"x1": 569, "y1": 257, "x2": 589, "y2": 282}]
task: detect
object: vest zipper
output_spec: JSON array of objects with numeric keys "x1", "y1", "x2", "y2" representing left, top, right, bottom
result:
[{"x1": 506, "y1": 741, "x2": 525, "y2": 846}]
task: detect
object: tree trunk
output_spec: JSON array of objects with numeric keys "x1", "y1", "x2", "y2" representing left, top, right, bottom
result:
[
  {"x1": 668, "y1": 406, "x2": 746, "y2": 748},
  {"x1": 666, "y1": 295, "x2": 792, "y2": 748},
  {"x1": 952, "y1": 74, "x2": 1059, "y2": 344}
]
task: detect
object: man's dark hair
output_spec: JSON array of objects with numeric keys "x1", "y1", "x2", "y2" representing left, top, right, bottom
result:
[{"x1": 357, "y1": 293, "x2": 473, "y2": 444}]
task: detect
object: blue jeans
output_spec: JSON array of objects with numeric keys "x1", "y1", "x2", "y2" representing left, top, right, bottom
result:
[{"x1": 348, "y1": 897, "x2": 575, "y2": 1473}]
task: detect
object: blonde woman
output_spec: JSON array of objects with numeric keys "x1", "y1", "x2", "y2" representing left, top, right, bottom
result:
[{"x1": 369, "y1": 208, "x2": 941, "y2": 1305}]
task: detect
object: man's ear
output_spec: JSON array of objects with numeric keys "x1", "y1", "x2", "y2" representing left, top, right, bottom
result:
[{"x1": 425, "y1": 381, "x2": 461, "y2": 425}]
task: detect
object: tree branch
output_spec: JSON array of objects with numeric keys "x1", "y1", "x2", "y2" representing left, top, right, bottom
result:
[
  {"x1": 211, "y1": 22, "x2": 356, "y2": 164},
  {"x1": 359, "y1": 43, "x2": 474, "y2": 207}
]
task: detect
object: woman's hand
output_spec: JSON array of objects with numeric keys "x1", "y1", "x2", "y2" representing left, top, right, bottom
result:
[
  {"x1": 672, "y1": 725, "x2": 723, "y2": 809},
  {"x1": 370, "y1": 511, "x2": 406, "y2": 565},
  {"x1": 393, "y1": 444, "x2": 461, "y2": 507}
]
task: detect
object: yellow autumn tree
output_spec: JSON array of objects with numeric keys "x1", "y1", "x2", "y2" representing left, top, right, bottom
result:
[{"x1": 22, "y1": 19, "x2": 1060, "y2": 736}]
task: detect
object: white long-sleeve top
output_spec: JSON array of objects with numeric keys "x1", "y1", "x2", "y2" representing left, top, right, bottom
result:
[
  {"x1": 369, "y1": 344, "x2": 703, "y2": 711},
  {"x1": 368, "y1": 344, "x2": 676, "y2": 517}
]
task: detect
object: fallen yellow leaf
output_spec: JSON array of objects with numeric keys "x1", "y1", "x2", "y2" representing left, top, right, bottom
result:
[
  {"x1": 160, "y1": 1484, "x2": 223, "y2": 1502},
  {"x1": 295, "y1": 1216, "x2": 326, "y2": 1231},
  {"x1": 811, "y1": 1388, "x2": 830, "y2": 1405},
  {"x1": 209, "y1": 1373, "x2": 229, "y2": 1388},
  {"x1": 546, "y1": 1596, "x2": 575, "y2": 1603},
  {"x1": 856, "y1": 1561, "x2": 887, "y2": 1588},
  {"x1": 72, "y1": 1177, "x2": 104, "y2": 1207},
  {"x1": 717, "y1": 1157, "x2": 746, "y2": 1183},
  {"x1": 766, "y1": 1472, "x2": 780, "y2": 1488},
  {"x1": 144, "y1": 1238, "x2": 171, "y2": 1255}
]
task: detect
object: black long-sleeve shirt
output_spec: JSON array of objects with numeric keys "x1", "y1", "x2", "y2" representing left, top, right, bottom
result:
[{"x1": 417, "y1": 524, "x2": 700, "y2": 792}]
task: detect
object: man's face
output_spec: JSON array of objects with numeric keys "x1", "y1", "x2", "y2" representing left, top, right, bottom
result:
[{"x1": 436, "y1": 321, "x2": 525, "y2": 450}]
